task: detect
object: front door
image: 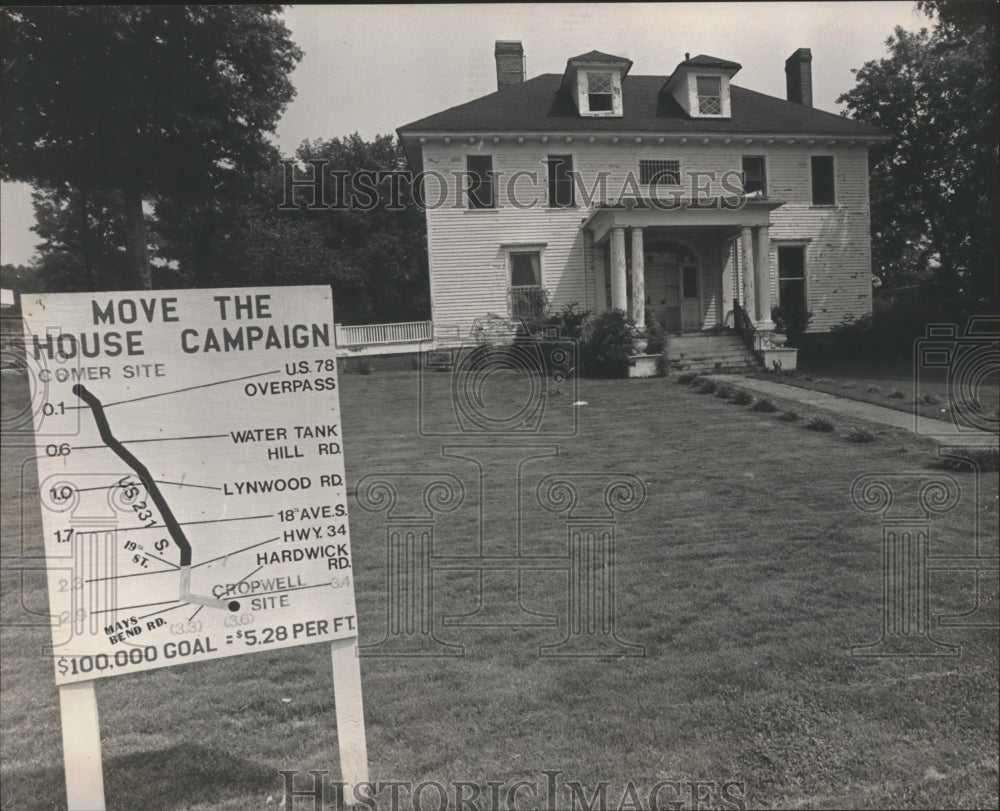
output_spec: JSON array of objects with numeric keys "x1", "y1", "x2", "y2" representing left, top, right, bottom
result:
[
  {"x1": 645, "y1": 245, "x2": 701, "y2": 331},
  {"x1": 646, "y1": 261, "x2": 680, "y2": 331},
  {"x1": 679, "y1": 264, "x2": 701, "y2": 330}
]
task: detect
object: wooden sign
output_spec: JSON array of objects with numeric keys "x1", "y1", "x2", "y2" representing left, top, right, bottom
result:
[{"x1": 21, "y1": 286, "x2": 367, "y2": 809}]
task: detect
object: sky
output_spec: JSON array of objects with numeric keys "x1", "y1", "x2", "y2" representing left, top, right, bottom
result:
[{"x1": 0, "y1": 1, "x2": 931, "y2": 267}]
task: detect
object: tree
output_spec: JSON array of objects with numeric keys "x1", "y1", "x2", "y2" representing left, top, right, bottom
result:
[
  {"x1": 1, "y1": 6, "x2": 301, "y2": 289},
  {"x1": 153, "y1": 134, "x2": 431, "y2": 325},
  {"x1": 837, "y1": 1, "x2": 999, "y2": 310},
  {"x1": 153, "y1": 152, "x2": 336, "y2": 291},
  {"x1": 0, "y1": 263, "x2": 44, "y2": 296},
  {"x1": 29, "y1": 185, "x2": 134, "y2": 292},
  {"x1": 292, "y1": 135, "x2": 430, "y2": 324}
]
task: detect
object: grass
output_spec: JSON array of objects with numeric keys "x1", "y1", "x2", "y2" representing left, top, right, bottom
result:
[
  {"x1": 749, "y1": 359, "x2": 1000, "y2": 429},
  {"x1": 927, "y1": 447, "x2": 1000, "y2": 473},
  {"x1": 2, "y1": 368, "x2": 998, "y2": 810}
]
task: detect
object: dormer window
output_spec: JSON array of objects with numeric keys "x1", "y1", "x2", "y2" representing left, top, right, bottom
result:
[
  {"x1": 587, "y1": 73, "x2": 614, "y2": 112},
  {"x1": 696, "y1": 76, "x2": 722, "y2": 115},
  {"x1": 662, "y1": 54, "x2": 740, "y2": 119},
  {"x1": 560, "y1": 51, "x2": 632, "y2": 118}
]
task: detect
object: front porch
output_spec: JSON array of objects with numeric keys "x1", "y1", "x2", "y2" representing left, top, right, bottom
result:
[{"x1": 584, "y1": 199, "x2": 783, "y2": 337}]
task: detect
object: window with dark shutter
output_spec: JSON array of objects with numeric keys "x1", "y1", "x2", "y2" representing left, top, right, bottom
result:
[
  {"x1": 741, "y1": 156, "x2": 766, "y2": 196},
  {"x1": 546, "y1": 155, "x2": 574, "y2": 208},
  {"x1": 811, "y1": 156, "x2": 835, "y2": 205},
  {"x1": 466, "y1": 155, "x2": 494, "y2": 209}
]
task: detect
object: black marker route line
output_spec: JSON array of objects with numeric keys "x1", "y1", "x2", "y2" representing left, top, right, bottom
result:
[{"x1": 73, "y1": 384, "x2": 236, "y2": 612}]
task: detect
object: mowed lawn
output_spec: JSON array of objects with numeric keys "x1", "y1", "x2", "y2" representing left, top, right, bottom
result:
[{"x1": 1, "y1": 366, "x2": 997, "y2": 810}]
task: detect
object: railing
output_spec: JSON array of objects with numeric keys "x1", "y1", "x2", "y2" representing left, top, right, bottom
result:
[
  {"x1": 733, "y1": 299, "x2": 765, "y2": 356},
  {"x1": 334, "y1": 320, "x2": 433, "y2": 347}
]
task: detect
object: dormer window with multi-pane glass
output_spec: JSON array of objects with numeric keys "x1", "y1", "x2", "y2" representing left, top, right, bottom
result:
[{"x1": 560, "y1": 51, "x2": 632, "y2": 117}]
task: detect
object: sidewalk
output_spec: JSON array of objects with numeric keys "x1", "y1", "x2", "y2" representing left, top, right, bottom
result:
[{"x1": 712, "y1": 374, "x2": 999, "y2": 447}]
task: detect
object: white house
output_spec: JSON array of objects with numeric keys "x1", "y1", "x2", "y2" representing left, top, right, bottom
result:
[{"x1": 397, "y1": 42, "x2": 888, "y2": 349}]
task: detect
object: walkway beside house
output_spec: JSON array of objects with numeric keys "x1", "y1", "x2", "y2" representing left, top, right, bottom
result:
[{"x1": 713, "y1": 374, "x2": 999, "y2": 447}]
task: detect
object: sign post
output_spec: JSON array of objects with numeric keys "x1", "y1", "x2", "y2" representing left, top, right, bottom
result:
[
  {"x1": 21, "y1": 286, "x2": 367, "y2": 809},
  {"x1": 58, "y1": 681, "x2": 105, "y2": 810}
]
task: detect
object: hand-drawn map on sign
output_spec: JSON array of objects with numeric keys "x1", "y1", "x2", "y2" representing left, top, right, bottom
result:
[{"x1": 21, "y1": 286, "x2": 358, "y2": 685}]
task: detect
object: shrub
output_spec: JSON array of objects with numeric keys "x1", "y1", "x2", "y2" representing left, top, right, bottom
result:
[
  {"x1": 580, "y1": 309, "x2": 633, "y2": 378},
  {"x1": 752, "y1": 398, "x2": 778, "y2": 412},
  {"x1": 866, "y1": 385, "x2": 881, "y2": 393},
  {"x1": 846, "y1": 427, "x2": 877, "y2": 443},
  {"x1": 771, "y1": 304, "x2": 813, "y2": 347},
  {"x1": 714, "y1": 384, "x2": 734, "y2": 398},
  {"x1": 887, "y1": 389, "x2": 905, "y2": 399},
  {"x1": 642, "y1": 309, "x2": 666, "y2": 355},
  {"x1": 697, "y1": 379, "x2": 718, "y2": 394},
  {"x1": 676, "y1": 372, "x2": 698, "y2": 385},
  {"x1": 805, "y1": 416, "x2": 835, "y2": 432},
  {"x1": 505, "y1": 302, "x2": 591, "y2": 380},
  {"x1": 829, "y1": 313, "x2": 875, "y2": 360},
  {"x1": 542, "y1": 302, "x2": 591, "y2": 341},
  {"x1": 828, "y1": 288, "x2": 985, "y2": 363},
  {"x1": 778, "y1": 410, "x2": 800, "y2": 422},
  {"x1": 926, "y1": 447, "x2": 999, "y2": 473},
  {"x1": 732, "y1": 390, "x2": 753, "y2": 405}
]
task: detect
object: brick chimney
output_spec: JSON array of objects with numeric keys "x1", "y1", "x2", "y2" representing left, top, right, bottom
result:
[
  {"x1": 784, "y1": 48, "x2": 813, "y2": 107},
  {"x1": 785, "y1": 48, "x2": 812, "y2": 107},
  {"x1": 495, "y1": 41, "x2": 524, "y2": 91}
]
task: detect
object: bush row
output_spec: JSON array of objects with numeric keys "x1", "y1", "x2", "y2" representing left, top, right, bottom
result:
[{"x1": 671, "y1": 373, "x2": 999, "y2": 471}]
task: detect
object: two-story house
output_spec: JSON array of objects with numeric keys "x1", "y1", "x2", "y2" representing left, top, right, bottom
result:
[{"x1": 397, "y1": 42, "x2": 887, "y2": 350}]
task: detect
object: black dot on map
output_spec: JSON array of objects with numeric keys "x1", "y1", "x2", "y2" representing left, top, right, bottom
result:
[{"x1": 228, "y1": 601, "x2": 240, "y2": 612}]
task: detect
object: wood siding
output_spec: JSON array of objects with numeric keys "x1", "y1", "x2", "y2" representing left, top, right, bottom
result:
[
  {"x1": 420, "y1": 141, "x2": 872, "y2": 336},
  {"x1": 766, "y1": 148, "x2": 872, "y2": 331}
]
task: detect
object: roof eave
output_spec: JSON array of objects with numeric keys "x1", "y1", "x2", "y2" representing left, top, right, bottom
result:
[{"x1": 395, "y1": 128, "x2": 890, "y2": 143}]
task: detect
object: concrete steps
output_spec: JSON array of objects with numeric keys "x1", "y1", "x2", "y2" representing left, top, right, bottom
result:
[{"x1": 665, "y1": 332, "x2": 761, "y2": 374}]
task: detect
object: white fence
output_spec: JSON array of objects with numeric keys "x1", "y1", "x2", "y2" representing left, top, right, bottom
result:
[{"x1": 334, "y1": 320, "x2": 433, "y2": 347}]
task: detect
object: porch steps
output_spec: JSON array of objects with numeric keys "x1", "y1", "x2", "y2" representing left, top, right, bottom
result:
[{"x1": 665, "y1": 332, "x2": 762, "y2": 374}]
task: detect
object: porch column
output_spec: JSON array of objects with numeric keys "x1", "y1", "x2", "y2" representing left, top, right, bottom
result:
[
  {"x1": 740, "y1": 226, "x2": 755, "y2": 321},
  {"x1": 720, "y1": 239, "x2": 736, "y2": 326},
  {"x1": 593, "y1": 241, "x2": 608, "y2": 315},
  {"x1": 610, "y1": 226, "x2": 627, "y2": 312},
  {"x1": 754, "y1": 225, "x2": 774, "y2": 329},
  {"x1": 630, "y1": 227, "x2": 645, "y2": 330}
]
